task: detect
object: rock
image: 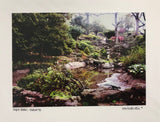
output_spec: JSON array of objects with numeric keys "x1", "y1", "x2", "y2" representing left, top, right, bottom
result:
[
  {"x1": 102, "y1": 63, "x2": 114, "y2": 69},
  {"x1": 81, "y1": 88, "x2": 121, "y2": 103},
  {"x1": 13, "y1": 68, "x2": 30, "y2": 86},
  {"x1": 118, "y1": 73, "x2": 134, "y2": 83},
  {"x1": 64, "y1": 100, "x2": 79, "y2": 106},
  {"x1": 65, "y1": 62, "x2": 86, "y2": 70},
  {"x1": 118, "y1": 73, "x2": 145, "y2": 86},
  {"x1": 13, "y1": 88, "x2": 82, "y2": 107},
  {"x1": 70, "y1": 96, "x2": 80, "y2": 101},
  {"x1": 21, "y1": 90, "x2": 43, "y2": 98},
  {"x1": 131, "y1": 83, "x2": 146, "y2": 94}
]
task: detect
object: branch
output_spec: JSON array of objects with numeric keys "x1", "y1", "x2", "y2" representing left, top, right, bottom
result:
[
  {"x1": 139, "y1": 13, "x2": 143, "y2": 19},
  {"x1": 112, "y1": 23, "x2": 115, "y2": 27},
  {"x1": 139, "y1": 24, "x2": 145, "y2": 28},
  {"x1": 131, "y1": 12, "x2": 136, "y2": 17},
  {"x1": 143, "y1": 13, "x2": 146, "y2": 21},
  {"x1": 139, "y1": 19, "x2": 145, "y2": 26}
]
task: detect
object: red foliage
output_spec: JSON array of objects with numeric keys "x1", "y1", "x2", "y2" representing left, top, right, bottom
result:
[{"x1": 110, "y1": 36, "x2": 124, "y2": 42}]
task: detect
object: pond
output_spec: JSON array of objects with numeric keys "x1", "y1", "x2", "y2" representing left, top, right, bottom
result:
[{"x1": 70, "y1": 66, "x2": 114, "y2": 89}]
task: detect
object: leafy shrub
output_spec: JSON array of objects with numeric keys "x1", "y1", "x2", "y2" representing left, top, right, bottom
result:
[
  {"x1": 134, "y1": 35, "x2": 145, "y2": 46},
  {"x1": 52, "y1": 56, "x2": 59, "y2": 64},
  {"x1": 50, "y1": 90, "x2": 71, "y2": 99},
  {"x1": 64, "y1": 47, "x2": 73, "y2": 55},
  {"x1": 84, "y1": 47, "x2": 90, "y2": 55},
  {"x1": 100, "y1": 48, "x2": 107, "y2": 58},
  {"x1": 69, "y1": 25, "x2": 84, "y2": 40},
  {"x1": 135, "y1": 35, "x2": 144, "y2": 42},
  {"x1": 88, "y1": 34, "x2": 100, "y2": 40},
  {"x1": 79, "y1": 34, "x2": 100, "y2": 40},
  {"x1": 104, "y1": 30, "x2": 115, "y2": 39},
  {"x1": 120, "y1": 46, "x2": 145, "y2": 66},
  {"x1": 76, "y1": 53, "x2": 82, "y2": 57},
  {"x1": 17, "y1": 69, "x2": 43, "y2": 89},
  {"x1": 17, "y1": 67, "x2": 82, "y2": 97},
  {"x1": 77, "y1": 40, "x2": 94, "y2": 52},
  {"x1": 65, "y1": 38, "x2": 76, "y2": 49},
  {"x1": 91, "y1": 52, "x2": 100, "y2": 59},
  {"x1": 80, "y1": 50, "x2": 87, "y2": 57},
  {"x1": 128, "y1": 64, "x2": 145, "y2": 79}
]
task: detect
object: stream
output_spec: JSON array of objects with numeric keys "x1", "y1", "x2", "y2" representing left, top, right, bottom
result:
[
  {"x1": 66, "y1": 61, "x2": 130, "y2": 90},
  {"x1": 97, "y1": 73, "x2": 131, "y2": 91}
]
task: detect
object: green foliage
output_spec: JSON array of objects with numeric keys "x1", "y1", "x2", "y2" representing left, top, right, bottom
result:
[
  {"x1": 128, "y1": 64, "x2": 145, "y2": 79},
  {"x1": 17, "y1": 69, "x2": 43, "y2": 89},
  {"x1": 17, "y1": 67, "x2": 82, "y2": 96},
  {"x1": 88, "y1": 34, "x2": 100, "y2": 40},
  {"x1": 77, "y1": 40, "x2": 94, "y2": 52},
  {"x1": 69, "y1": 25, "x2": 85, "y2": 40},
  {"x1": 91, "y1": 52, "x2": 100, "y2": 59},
  {"x1": 64, "y1": 43, "x2": 73, "y2": 55},
  {"x1": 80, "y1": 34, "x2": 100, "y2": 40},
  {"x1": 50, "y1": 90, "x2": 71, "y2": 99},
  {"x1": 134, "y1": 35, "x2": 145, "y2": 46},
  {"x1": 82, "y1": 101, "x2": 89, "y2": 106},
  {"x1": 76, "y1": 53, "x2": 82, "y2": 57},
  {"x1": 70, "y1": 15, "x2": 87, "y2": 31},
  {"x1": 104, "y1": 30, "x2": 115, "y2": 39},
  {"x1": 100, "y1": 48, "x2": 107, "y2": 58},
  {"x1": 112, "y1": 100, "x2": 117, "y2": 103},
  {"x1": 120, "y1": 46, "x2": 145, "y2": 66},
  {"x1": 84, "y1": 47, "x2": 90, "y2": 55},
  {"x1": 88, "y1": 21, "x2": 106, "y2": 35},
  {"x1": 12, "y1": 13, "x2": 72, "y2": 64},
  {"x1": 65, "y1": 38, "x2": 76, "y2": 49},
  {"x1": 135, "y1": 35, "x2": 144, "y2": 42}
]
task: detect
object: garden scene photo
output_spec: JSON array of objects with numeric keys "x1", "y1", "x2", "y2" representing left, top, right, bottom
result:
[{"x1": 12, "y1": 12, "x2": 146, "y2": 107}]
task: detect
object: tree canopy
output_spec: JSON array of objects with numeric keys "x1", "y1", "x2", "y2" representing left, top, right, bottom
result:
[{"x1": 13, "y1": 13, "x2": 73, "y2": 62}]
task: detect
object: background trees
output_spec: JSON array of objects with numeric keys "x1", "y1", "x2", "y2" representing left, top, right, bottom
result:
[
  {"x1": 132, "y1": 12, "x2": 146, "y2": 36},
  {"x1": 13, "y1": 13, "x2": 73, "y2": 63}
]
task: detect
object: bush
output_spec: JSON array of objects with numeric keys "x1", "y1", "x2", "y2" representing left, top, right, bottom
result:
[
  {"x1": 100, "y1": 48, "x2": 107, "y2": 58},
  {"x1": 76, "y1": 53, "x2": 82, "y2": 57},
  {"x1": 84, "y1": 47, "x2": 90, "y2": 55},
  {"x1": 17, "y1": 67, "x2": 82, "y2": 96},
  {"x1": 120, "y1": 46, "x2": 145, "y2": 66},
  {"x1": 78, "y1": 40, "x2": 94, "y2": 52},
  {"x1": 104, "y1": 30, "x2": 115, "y2": 39},
  {"x1": 65, "y1": 47, "x2": 73, "y2": 55},
  {"x1": 88, "y1": 34, "x2": 100, "y2": 40},
  {"x1": 50, "y1": 90, "x2": 71, "y2": 99},
  {"x1": 128, "y1": 64, "x2": 145, "y2": 79},
  {"x1": 65, "y1": 38, "x2": 76, "y2": 49},
  {"x1": 91, "y1": 52, "x2": 100, "y2": 59},
  {"x1": 69, "y1": 25, "x2": 85, "y2": 40},
  {"x1": 134, "y1": 35, "x2": 145, "y2": 46}
]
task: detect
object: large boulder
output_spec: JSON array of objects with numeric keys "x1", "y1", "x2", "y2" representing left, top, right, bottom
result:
[
  {"x1": 102, "y1": 63, "x2": 114, "y2": 69},
  {"x1": 13, "y1": 87, "x2": 81, "y2": 107},
  {"x1": 13, "y1": 68, "x2": 30, "y2": 86},
  {"x1": 81, "y1": 88, "x2": 121, "y2": 105},
  {"x1": 65, "y1": 62, "x2": 86, "y2": 70}
]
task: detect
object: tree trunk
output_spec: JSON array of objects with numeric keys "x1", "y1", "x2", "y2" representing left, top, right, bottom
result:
[
  {"x1": 115, "y1": 13, "x2": 119, "y2": 44},
  {"x1": 135, "y1": 17, "x2": 139, "y2": 36},
  {"x1": 132, "y1": 12, "x2": 140, "y2": 37},
  {"x1": 86, "y1": 13, "x2": 90, "y2": 34}
]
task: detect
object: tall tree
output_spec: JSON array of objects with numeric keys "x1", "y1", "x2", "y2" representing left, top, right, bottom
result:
[
  {"x1": 119, "y1": 14, "x2": 134, "y2": 33},
  {"x1": 113, "y1": 13, "x2": 121, "y2": 44},
  {"x1": 132, "y1": 12, "x2": 146, "y2": 36},
  {"x1": 89, "y1": 21, "x2": 106, "y2": 35},
  {"x1": 13, "y1": 13, "x2": 72, "y2": 62}
]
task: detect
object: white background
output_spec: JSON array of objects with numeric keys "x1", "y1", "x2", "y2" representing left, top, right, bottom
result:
[{"x1": 0, "y1": 0, "x2": 160, "y2": 122}]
